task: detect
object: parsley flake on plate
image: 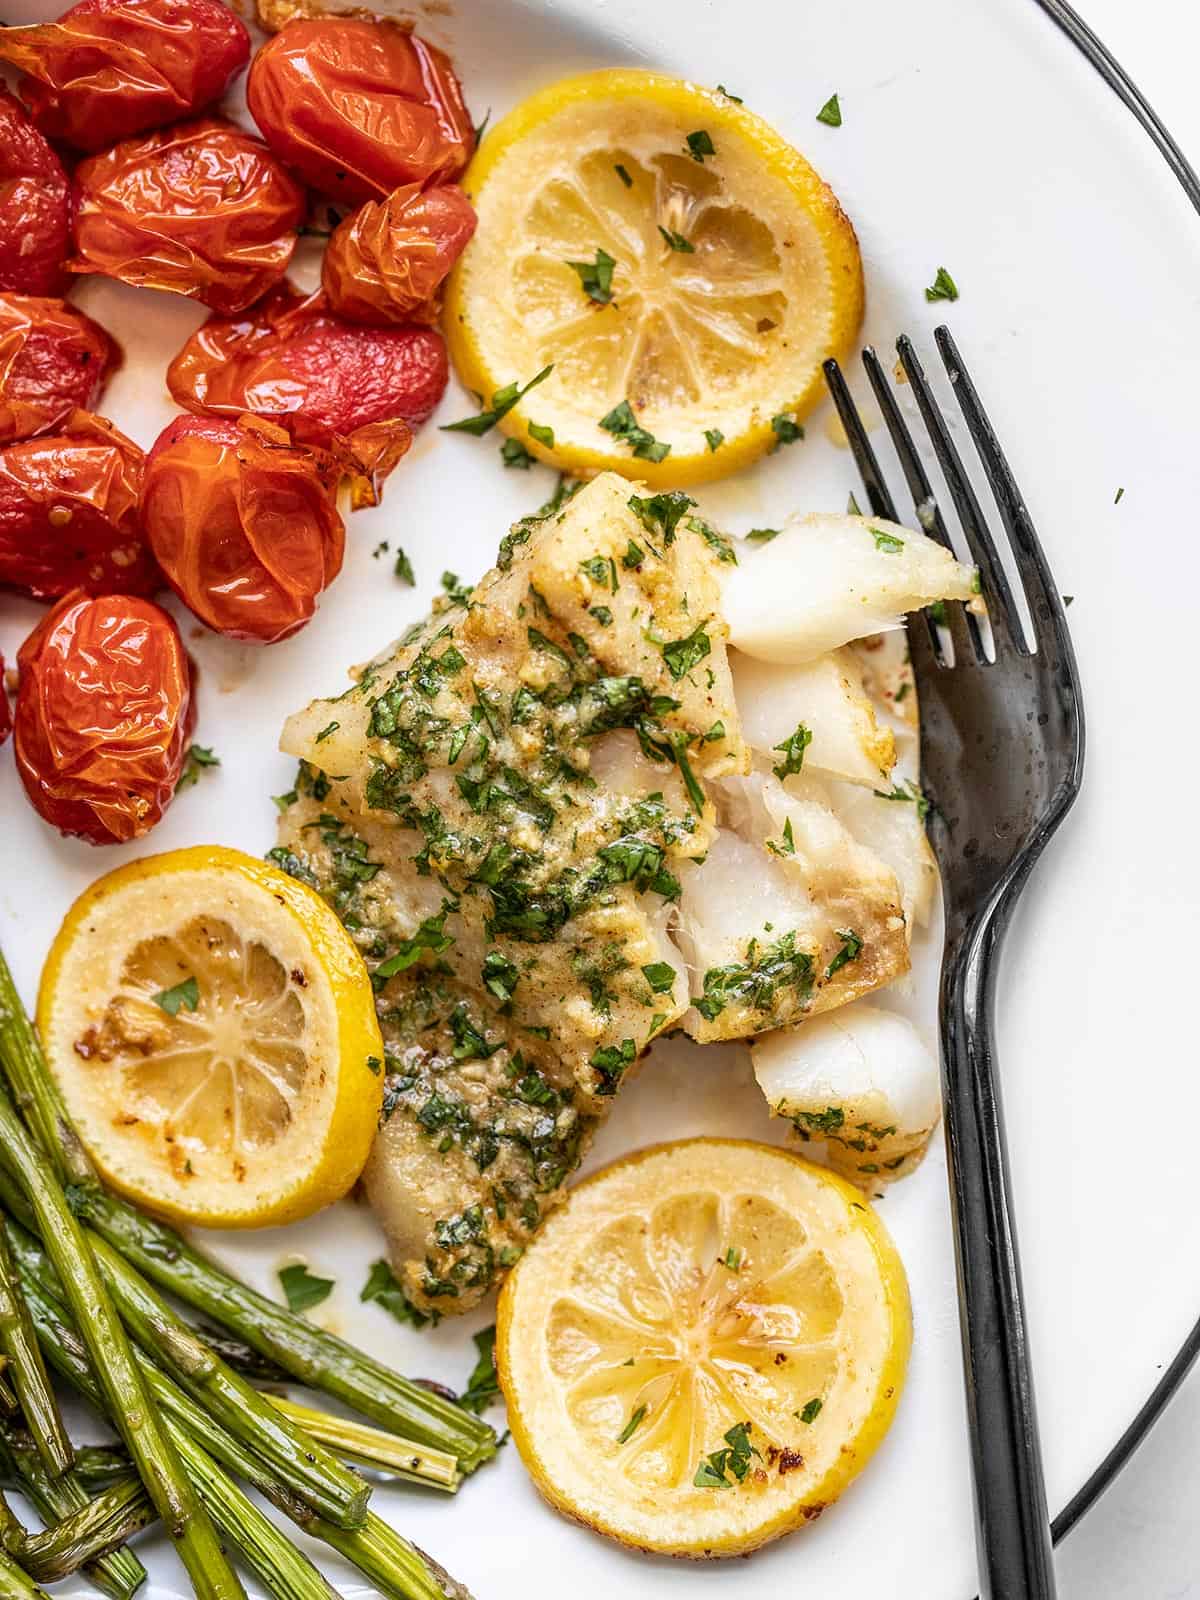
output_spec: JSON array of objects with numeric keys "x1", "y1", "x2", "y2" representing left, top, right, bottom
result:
[
  {"x1": 600, "y1": 399, "x2": 671, "y2": 462},
  {"x1": 361, "y1": 1259, "x2": 438, "y2": 1327},
  {"x1": 442, "y1": 364, "x2": 554, "y2": 436},
  {"x1": 925, "y1": 266, "x2": 959, "y2": 303},
  {"x1": 176, "y1": 744, "x2": 219, "y2": 791},
  {"x1": 816, "y1": 92, "x2": 842, "y2": 126},
  {"x1": 770, "y1": 412, "x2": 804, "y2": 447},
  {"x1": 393, "y1": 547, "x2": 415, "y2": 585},
  {"x1": 501, "y1": 436, "x2": 536, "y2": 469},
  {"x1": 279, "y1": 1263, "x2": 334, "y2": 1314}
]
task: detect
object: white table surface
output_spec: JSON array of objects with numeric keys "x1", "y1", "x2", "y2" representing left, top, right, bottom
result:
[{"x1": 1024, "y1": 5, "x2": 1200, "y2": 1597}]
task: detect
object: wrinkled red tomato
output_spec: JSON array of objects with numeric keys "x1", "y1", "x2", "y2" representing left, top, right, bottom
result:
[
  {"x1": 165, "y1": 285, "x2": 442, "y2": 506},
  {"x1": 0, "y1": 294, "x2": 119, "y2": 444},
  {"x1": 321, "y1": 183, "x2": 476, "y2": 325},
  {"x1": 247, "y1": 18, "x2": 474, "y2": 204},
  {"x1": 0, "y1": 0, "x2": 251, "y2": 152},
  {"x1": 70, "y1": 118, "x2": 306, "y2": 314},
  {"x1": 0, "y1": 410, "x2": 158, "y2": 600},
  {"x1": 14, "y1": 588, "x2": 194, "y2": 845},
  {"x1": 0, "y1": 86, "x2": 72, "y2": 297},
  {"x1": 0, "y1": 656, "x2": 10, "y2": 749},
  {"x1": 140, "y1": 413, "x2": 345, "y2": 644}
]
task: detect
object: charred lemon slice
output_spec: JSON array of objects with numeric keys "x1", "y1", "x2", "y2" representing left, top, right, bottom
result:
[
  {"x1": 497, "y1": 1138, "x2": 909, "y2": 1556},
  {"x1": 445, "y1": 70, "x2": 863, "y2": 488},
  {"x1": 37, "y1": 845, "x2": 383, "y2": 1228}
]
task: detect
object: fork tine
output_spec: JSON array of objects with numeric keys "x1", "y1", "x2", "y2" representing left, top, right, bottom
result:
[
  {"x1": 861, "y1": 348, "x2": 954, "y2": 551},
  {"x1": 821, "y1": 358, "x2": 899, "y2": 522},
  {"x1": 934, "y1": 326, "x2": 1072, "y2": 655},
  {"x1": 896, "y1": 335, "x2": 1028, "y2": 656}
]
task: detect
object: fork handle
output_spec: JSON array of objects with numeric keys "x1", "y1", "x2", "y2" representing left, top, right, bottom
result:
[{"x1": 941, "y1": 909, "x2": 1057, "y2": 1600}]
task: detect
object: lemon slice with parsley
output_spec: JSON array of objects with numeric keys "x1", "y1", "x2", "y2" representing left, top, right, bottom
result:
[
  {"x1": 496, "y1": 1138, "x2": 910, "y2": 1557},
  {"x1": 37, "y1": 845, "x2": 383, "y2": 1229},
  {"x1": 444, "y1": 70, "x2": 863, "y2": 488}
]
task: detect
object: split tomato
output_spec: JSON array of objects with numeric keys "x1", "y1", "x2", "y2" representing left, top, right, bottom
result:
[
  {"x1": 0, "y1": 0, "x2": 251, "y2": 151},
  {"x1": 0, "y1": 86, "x2": 72, "y2": 297},
  {"x1": 0, "y1": 294, "x2": 119, "y2": 444},
  {"x1": 321, "y1": 183, "x2": 477, "y2": 325},
  {"x1": 70, "y1": 118, "x2": 306, "y2": 314},
  {"x1": 165, "y1": 285, "x2": 444, "y2": 506},
  {"x1": 140, "y1": 413, "x2": 345, "y2": 644},
  {"x1": 247, "y1": 18, "x2": 474, "y2": 204},
  {"x1": 13, "y1": 588, "x2": 194, "y2": 845},
  {"x1": 0, "y1": 410, "x2": 158, "y2": 600}
]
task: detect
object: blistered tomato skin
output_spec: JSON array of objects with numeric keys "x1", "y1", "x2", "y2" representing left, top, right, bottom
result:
[
  {"x1": 0, "y1": 0, "x2": 251, "y2": 152},
  {"x1": 166, "y1": 285, "x2": 439, "y2": 505},
  {"x1": 321, "y1": 183, "x2": 477, "y2": 325},
  {"x1": 0, "y1": 87, "x2": 72, "y2": 297},
  {"x1": 70, "y1": 118, "x2": 307, "y2": 314},
  {"x1": 140, "y1": 413, "x2": 345, "y2": 645},
  {"x1": 247, "y1": 19, "x2": 474, "y2": 204},
  {"x1": 0, "y1": 295, "x2": 119, "y2": 444},
  {"x1": 0, "y1": 410, "x2": 159, "y2": 601},
  {"x1": 14, "y1": 589, "x2": 194, "y2": 845}
]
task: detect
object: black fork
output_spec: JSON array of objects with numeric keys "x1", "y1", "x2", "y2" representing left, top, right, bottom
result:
[{"x1": 824, "y1": 329, "x2": 1084, "y2": 1600}]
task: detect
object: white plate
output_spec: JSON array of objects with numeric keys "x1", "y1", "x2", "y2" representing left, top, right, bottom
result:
[{"x1": 3, "y1": 0, "x2": 1199, "y2": 1594}]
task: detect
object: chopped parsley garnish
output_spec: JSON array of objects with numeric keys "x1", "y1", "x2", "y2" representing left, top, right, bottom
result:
[
  {"x1": 928, "y1": 600, "x2": 948, "y2": 625},
  {"x1": 279, "y1": 1263, "x2": 334, "y2": 1314},
  {"x1": 704, "y1": 428, "x2": 724, "y2": 452},
  {"x1": 590, "y1": 605, "x2": 613, "y2": 626},
  {"x1": 528, "y1": 421, "x2": 555, "y2": 448},
  {"x1": 715, "y1": 84, "x2": 742, "y2": 102},
  {"x1": 442, "y1": 364, "x2": 554, "y2": 435},
  {"x1": 614, "y1": 162, "x2": 633, "y2": 187},
  {"x1": 441, "y1": 571, "x2": 473, "y2": 607},
  {"x1": 481, "y1": 949, "x2": 520, "y2": 1005},
  {"x1": 567, "y1": 246, "x2": 617, "y2": 304},
  {"x1": 685, "y1": 129, "x2": 715, "y2": 161},
  {"x1": 770, "y1": 412, "x2": 804, "y2": 447},
  {"x1": 590, "y1": 1038, "x2": 636, "y2": 1096},
  {"x1": 501, "y1": 437, "x2": 535, "y2": 469},
  {"x1": 816, "y1": 92, "x2": 842, "y2": 126},
  {"x1": 799, "y1": 1397, "x2": 823, "y2": 1424},
  {"x1": 361, "y1": 1260, "x2": 437, "y2": 1327},
  {"x1": 723, "y1": 1246, "x2": 741, "y2": 1271},
  {"x1": 628, "y1": 490, "x2": 694, "y2": 542},
  {"x1": 658, "y1": 225, "x2": 694, "y2": 253},
  {"x1": 793, "y1": 1105, "x2": 845, "y2": 1135},
  {"x1": 847, "y1": 490, "x2": 862, "y2": 515},
  {"x1": 176, "y1": 745, "x2": 219, "y2": 792},
  {"x1": 617, "y1": 1404, "x2": 648, "y2": 1443},
  {"x1": 873, "y1": 779, "x2": 931, "y2": 820},
  {"x1": 1114, "y1": 486, "x2": 1125, "y2": 504},
  {"x1": 693, "y1": 1421, "x2": 760, "y2": 1488},
  {"x1": 622, "y1": 538, "x2": 646, "y2": 569},
  {"x1": 151, "y1": 976, "x2": 199, "y2": 1017},
  {"x1": 695, "y1": 932, "x2": 814, "y2": 1022},
  {"x1": 925, "y1": 266, "x2": 959, "y2": 303},
  {"x1": 745, "y1": 527, "x2": 781, "y2": 543},
  {"x1": 314, "y1": 721, "x2": 338, "y2": 743},
  {"x1": 687, "y1": 514, "x2": 737, "y2": 564},
  {"x1": 459, "y1": 1326, "x2": 502, "y2": 1413},
  {"x1": 394, "y1": 547, "x2": 415, "y2": 585},
  {"x1": 766, "y1": 816, "x2": 796, "y2": 857},
  {"x1": 641, "y1": 962, "x2": 676, "y2": 994},
  {"x1": 580, "y1": 553, "x2": 619, "y2": 591},
  {"x1": 599, "y1": 399, "x2": 671, "y2": 462},
  {"x1": 826, "y1": 928, "x2": 862, "y2": 978},
  {"x1": 772, "y1": 722, "x2": 812, "y2": 779},
  {"x1": 661, "y1": 622, "x2": 711, "y2": 681},
  {"x1": 704, "y1": 720, "x2": 725, "y2": 742},
  {"x1": 374, "y1": 906, "x2": 454, "y2": 978},
  {"x1": 871, "y1": 527, "x2": 905, "y2": 553}
]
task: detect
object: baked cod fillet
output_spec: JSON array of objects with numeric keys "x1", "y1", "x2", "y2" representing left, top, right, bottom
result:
[{"x1": 273, "y1": 474, "x2": 973, "y2": 1313}]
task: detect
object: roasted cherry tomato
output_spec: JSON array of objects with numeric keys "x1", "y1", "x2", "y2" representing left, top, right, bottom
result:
[
  {"x1": 321, "y1": 183, "x2": 476, "y2": 325},
  {"x1": 0, "y1": 0, "x2": 251, "y2": 152},
  {"x1": 247, "y1": 18, "x2": 474, "y2": 204},
  {"x1": 0, "y1": 656, "x2": 10, "y2": 749},
  {"x1": 165, "y1": 285, "x2": 440, "y2": 506},
  {"x1": 140, "y1": 413, "x2": 345, "y2": 644},
  {"x1": 14, "y1": 588, "x2": 194, "y2": 845},
  {"x1": 70, "y1": 118, "x2": 306, "y2": 314},
  {"x1": 0, "y1": 294, "x2": 119, "y2": 444},
  {"x1": 0, "y1": 410, "x2": 158, "y2": 600},
  {"x1": 0, "y1": 86, "x2": 72, "y2": 297}
]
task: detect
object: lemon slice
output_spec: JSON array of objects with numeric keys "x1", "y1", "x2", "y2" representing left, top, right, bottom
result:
[
  {"x1": 445, "y1": 70, "x2": 863, "y2": 488},
  {"x1": 37, "y1": 845, "x2": 384, "y2": 1229},
  {"x1": 497, "y1": 1138, "x2": 909, "y2": 1556}
]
